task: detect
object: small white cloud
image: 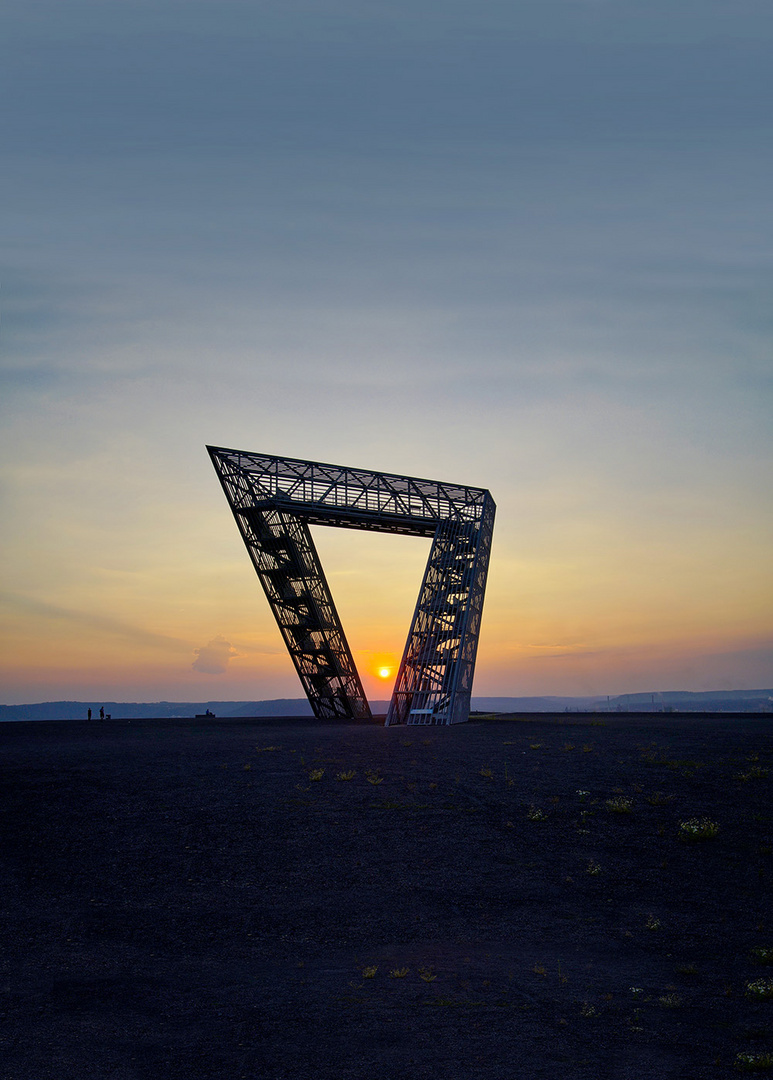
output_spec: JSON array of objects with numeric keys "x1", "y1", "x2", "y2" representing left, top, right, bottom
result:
[{"x1": 192, "y1": 635, "x2": 237, "y2": 675}]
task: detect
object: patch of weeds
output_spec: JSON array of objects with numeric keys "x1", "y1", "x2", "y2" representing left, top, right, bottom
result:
[
  {"x1": 479, "y1": 767, "x2": 494, "y2": 779},
  {"x1": 646, "y1": 792, "x2": 674, "y2": 806},
  {"x1": 679, "y1": 817, "x2": 719, "y2": 841},
  {"x1": 418, "y1": 967, "x2": 437, "y2": 982},
  {"x1": 365, "y1": 770, "x2": 383, "y2": 785},
  {"x1": 576, "y1": 790, "x2": 590, "y2": 801},
  {"x1": 256, "y1": 745, "x2": 282, "y2": 752},
  {"x1": 629, "y1": 987, "x2": 644, "y2": 998},
  {"x1": 675, "y1": 964, "x2": 699, "y2": 978},
  {"x1": 532, "y1": 964, "x2": 547, "y2": 976},
  {"x1": 582, "y1": 744, "x2": 594, "y2": 753},
  {"x1": 586, "y1": 861, "x2": 602, "y2": 876},
  {"x1": 529, "y1": 743, "x2": 542, "y2": 750},
  {"x1": 399, "y1": 739, "x2": 413, "y2": 747},
  {"x1": 735, "y1": 1052, "x2": 773, "y2": 1071},
  {"x1": 362, "y1": 966, "x2": 378, "y2": 978},
  {"x1": 308, "y1": 768, "x2": 325, "y2": 781},
  {"x1": 580, "y1": 1002, "x2": 597, "y2": 1017},
  {"x1": 735, "y1": 766, "x2": 770, "y2": 782},
  {"x1": 336, "y1": 770, "x2": 356, "y2": 781},
  {"x1": 746, "y1": 978, "x2": 773, "y2": 1000},
  {"x1": 659, "y1": 993, "x2": 682, "y2": 1008},
  {"x1": 562, "y1": 743, "x2": 575, "y2": 751},
  {"x1": 606, "y1": 797, "x2": 633, "y2": 814},
  {"x1": 645, "y1": 915, "x2": 662, "y2": 931},
  {"x1": 665, "y1": 757, "x2": 705, "y2": 771},
  {"x1": 752, "y1": 948, "x2": 773, "y2": 967},
  {"x1": 527, "y1": 806, "x2": 548, "y2": 822},
  {"x1": 389, "y1": 967, "x2": 409, "y2": 979}
]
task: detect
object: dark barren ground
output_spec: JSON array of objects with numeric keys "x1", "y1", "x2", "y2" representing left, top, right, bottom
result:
[{"x1": 1, "y1": 714, "x2": 772, "y2": 1080}]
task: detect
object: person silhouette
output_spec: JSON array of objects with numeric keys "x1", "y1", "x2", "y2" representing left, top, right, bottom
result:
[
  {"x1": 87, "y1": 708, "x2": 92, "y2": 721},
  {"x1": 99, "y1": 706, "x2": 104, "y2": 721}
]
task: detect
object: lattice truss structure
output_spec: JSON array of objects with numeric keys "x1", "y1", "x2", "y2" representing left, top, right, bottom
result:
[{"x1": 208, "y1": 447, "x2": 495, "y2": 725}]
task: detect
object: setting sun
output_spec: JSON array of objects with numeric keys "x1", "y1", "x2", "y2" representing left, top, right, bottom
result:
[{"x1": 377, "y1": 666, "x2": 392, "y2": 679}]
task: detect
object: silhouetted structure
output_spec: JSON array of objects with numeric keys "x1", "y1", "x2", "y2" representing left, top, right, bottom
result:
[{"x1": 208, "y1": 447, "x2": 495, "y2": 725}]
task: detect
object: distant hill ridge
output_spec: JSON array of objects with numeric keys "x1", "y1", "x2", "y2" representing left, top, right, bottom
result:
[{"x1": 1, "y1": 690, "x2": 772, "y2": 721}]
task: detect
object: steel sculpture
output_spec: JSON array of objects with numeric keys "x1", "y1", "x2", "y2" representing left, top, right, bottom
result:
[{"x1": 208, "y1": 447, "x2": 495, "y2": 725}]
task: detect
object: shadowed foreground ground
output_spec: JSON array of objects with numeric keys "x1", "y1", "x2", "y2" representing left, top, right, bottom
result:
[{"x1": 1, "y1": 713, "x2": 772, "y2": 1079}]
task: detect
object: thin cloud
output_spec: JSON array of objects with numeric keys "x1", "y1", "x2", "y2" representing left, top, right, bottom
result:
[{"x1": 0, "y1": 590, "x2": 190, "y2": 650}]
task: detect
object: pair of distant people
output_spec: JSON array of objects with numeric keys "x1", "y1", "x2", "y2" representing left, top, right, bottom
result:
[{"x1": 87, "y1": 707, "x2": 105, "y2": 721}]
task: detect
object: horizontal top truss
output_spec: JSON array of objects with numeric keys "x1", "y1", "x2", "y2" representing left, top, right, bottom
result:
[{"x1": 207, "y1": 446, "x2": 490, "y2": 537}]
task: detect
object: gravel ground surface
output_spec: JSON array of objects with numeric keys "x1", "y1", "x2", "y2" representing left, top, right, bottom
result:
[{"x1": 1, "y1": 713, "x2": 772, "y2": 1079}]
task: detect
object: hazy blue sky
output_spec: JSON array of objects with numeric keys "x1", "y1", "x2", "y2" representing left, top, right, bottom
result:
[{"x1": 1, "y1": 0, "x2": 771, "y2": 704}]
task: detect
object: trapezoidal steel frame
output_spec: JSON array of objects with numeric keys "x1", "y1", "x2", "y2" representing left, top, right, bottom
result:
[{"x1": 208, "y1": 446, "x2": 495, "y2": 725}]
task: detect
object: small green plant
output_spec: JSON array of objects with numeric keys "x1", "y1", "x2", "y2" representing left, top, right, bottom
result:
[
  {"x1": 586, "y1": 860, "x2": 602, "y2": 876},
  {"x1": 399, "y1": 739, "x2": 413, "y2": 747},
  {"x1": 362, "y1": 966, "x2": 378, "y2": 978},
  {"x1": 606, "y1": 797, "x2": 633, "y2": 814},
  {"x1": 479, "y1": 767, "x2": 494, "y2": 779},
  {"x1": 389, "y1": 967, "x2": 409, "y2": 979},
  {"x1": 336, "y1": 770, "x2": 356, "y2": 781},
  {"x1": 576, "y1": 789, "x2": 590, "y2": 800},
  {"x1": 746, "y1": 978, "x2": 773, "y2": 1000},
  {"x1": 659, "y1": 993, "x2": 682, "y2": 1008},
  {"x1": 629, "y1": 987, "x2": 644, "y2": 998},
  {"x1": 527, "y1": 806, "x2": 548, "y2": 822},
  {"x1": 529, "y1": 743, "x2": 542, "y2": 750},
  {"x1": 735, "y1": 766, "x2": 770, "y2": 782},
  {"x1": 645, "y1": 915, "x2": 662, "y2": 931},
  {"x1": 562, "y1": 742, "x2": 575, "y2": 751},
  {"x1": 646, "y1": 791, "x2": 674, "y2": 806},
  {"x1": 580, "y1": 1002, "x2": 597, "y2": 1017},
  {"x1": 735, "y1": 1052, "x2": 773, "y2": 1071},
  {"x1": 679, "y1": 817, "x2": 719, "y2": 841},
  {"x1": 752, "y1": 947, "x2": 773, "y2": 966},
  {"x1": 418, "y1": 967, "x2": 437, "y2": 982},
  {"x1": 308, "y1": 768, "x2": 325, "y2": 781},
  {"x1": 365, "y1": 770, "x2": 383, "y2": 785},
  {"x1": 256, "y1": 745, "x2": 282, "y2": 752}
]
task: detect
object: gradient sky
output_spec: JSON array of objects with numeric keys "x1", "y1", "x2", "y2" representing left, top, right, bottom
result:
[{"x1": 1, "y1": 0, "x2": 771, "y2": 705}]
